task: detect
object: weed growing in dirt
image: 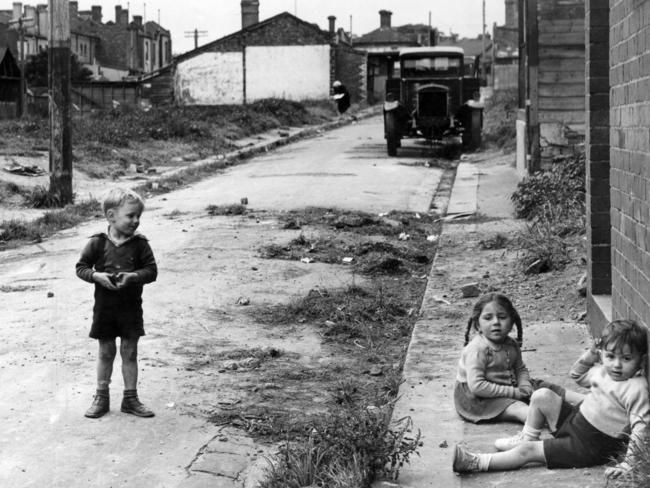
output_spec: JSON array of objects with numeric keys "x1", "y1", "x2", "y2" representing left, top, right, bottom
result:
[
  {"x1": 482, "y1": 89, "x2": 517, "y2": 151},
  {"x1": 252, "y1": 285, "x2": 410, "y2": 342},
  {"x1": 511, "y1": 153, "x2": 585, "y2": 222},
  {"x1": 605, "y1": 426, "x2": 650, "y2": 488},
  {"x1": 206, "y1": 203, "x2": 247, "y2": 216},
  {"x1": 260, "y1": 403, "x2": 420, "y2": 488},
  {"x1": 0, "y1": 198, "x2": 101, "y2": 245}
]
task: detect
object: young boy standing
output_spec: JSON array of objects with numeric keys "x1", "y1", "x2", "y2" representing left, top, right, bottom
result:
[
  {"x1": 76, "y1": 188, "x2": 158, "y2": 419},
  {"x1": 453, "y1": 319, "x2": 650, "y2": 479}
]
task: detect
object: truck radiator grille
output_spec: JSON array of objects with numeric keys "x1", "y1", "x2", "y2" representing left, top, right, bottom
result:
[{"x1": 418, "y1": 91, "x2": 447, "y2": 117}]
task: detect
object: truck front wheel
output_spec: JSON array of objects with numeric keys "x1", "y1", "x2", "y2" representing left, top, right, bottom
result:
[{"x1": 385, "y1": 112, "x2": 399, "y2": 156}]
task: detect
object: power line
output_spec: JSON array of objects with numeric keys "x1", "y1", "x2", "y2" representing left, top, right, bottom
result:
[{"x1": 184, "y1": 29, "x2": 208, "y2": 50}]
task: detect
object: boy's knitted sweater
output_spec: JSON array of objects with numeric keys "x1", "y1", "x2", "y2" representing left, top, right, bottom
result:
[
  {"x1": 456, "y1": 334, "x2": 532, "y2": 398},
  {"x1": 571, "y1": 349, "x2": 650, "y2": 439}
]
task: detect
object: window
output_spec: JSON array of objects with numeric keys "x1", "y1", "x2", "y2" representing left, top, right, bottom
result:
[{"x1": 401, "y1": 56, "x2": 461, "y2": 77}]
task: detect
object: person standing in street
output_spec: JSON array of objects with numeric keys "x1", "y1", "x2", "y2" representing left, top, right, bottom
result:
[
  {"x1": 332, "y1": 80, "x2": 351, "y2": 115},
  {"x1": 76, "y1": 187, "x2": 158, "y2": 419}
]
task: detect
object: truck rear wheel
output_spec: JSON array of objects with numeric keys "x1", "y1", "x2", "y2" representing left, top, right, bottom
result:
[{"x1": 385, "y1": 112, "x2": 399, "y2": 156}]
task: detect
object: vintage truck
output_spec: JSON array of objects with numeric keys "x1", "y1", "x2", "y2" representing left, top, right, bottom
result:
[{"x1": 383, "y1": 46, "x2": 483, "y2": 157}]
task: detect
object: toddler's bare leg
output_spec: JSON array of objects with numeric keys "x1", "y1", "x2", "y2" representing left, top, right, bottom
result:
[
  {"x1": 120, "y1": 337, "x2": 139, "y2": 390},
  {"x1": 97, "y1": 338, "x2": 117, "y2": 389},
  {"x1": 527, "y1": 388, "x2": 564, "y2": 431},
  {"x1": 497, "y1": 401, "x2": 528, "y2": 423},
  {"x1": 487, "y1": 441, "x2": 546, "y2": 470}
]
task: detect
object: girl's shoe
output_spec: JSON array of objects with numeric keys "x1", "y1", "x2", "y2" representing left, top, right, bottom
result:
[
  {"x1": 494, "y1": 431, "x2": 525, "y2": 451},
  {"x1": 452, "y1": 445, "x2": 481, "y2": 473},
  {"x1": 85, "y1": 394, "x2": 109, "y2": 418},
  {"x1": 121, "y1": 395, "x2": 155, "y2": 417}
]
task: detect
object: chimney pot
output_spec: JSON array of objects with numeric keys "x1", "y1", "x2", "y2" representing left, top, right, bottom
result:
[
  {"x1": 91, "y1": 5, "x2": 102, "y2": 23},
  {"x1": 69, "y1": 1, "x2": 78, "y2": 18},
  {"x1": 115, "y1": 5, "x2": 121, "y2": 23},
  {"x1": 379, "y1": 9, "x2": 392, "y2": 29},
  {"x1": 241, "y1": 0, "x2": 259, "y2": 29},
  {"x1": 328, "y1": 15, "x2": 336, "y2": 34},
  {"x1": 12, "y1": 2, "x2": 22, "y2": 22},
  {"x1": 133, "y1": 15, "x2": 142, "y2": 26}
]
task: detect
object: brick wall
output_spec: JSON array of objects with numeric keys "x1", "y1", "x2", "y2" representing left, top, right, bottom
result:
[
  {"x1": 333, "y1": 45, "x2": 367, "y2": 105},
  {"x1": 609, "y1": 0, "x2": 650, "y2": 326}
]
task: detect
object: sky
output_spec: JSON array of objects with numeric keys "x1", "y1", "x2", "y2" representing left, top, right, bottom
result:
[{"x1": 4, "y1": 1, "x2": 506, "y2": 54}]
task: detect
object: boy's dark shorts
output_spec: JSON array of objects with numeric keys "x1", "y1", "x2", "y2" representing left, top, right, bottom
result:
[
  {"x1": 543, "y1": 401, "x2": 627, "y2": 469},
  {"x1": 89, "y1": 321, "x2": 145, "y2": 340}
]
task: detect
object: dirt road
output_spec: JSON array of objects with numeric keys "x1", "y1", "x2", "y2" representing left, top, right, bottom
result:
[{"x1": 0, "y1": 116, "x2": 444, "y2": 487}]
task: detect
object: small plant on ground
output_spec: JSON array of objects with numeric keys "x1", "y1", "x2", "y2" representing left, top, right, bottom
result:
[
  {"x1": 481, "y1": 89, "x2": 517, "y2": 150},
  {"x1": 510, "y1": 152, "x2": 585, "y2": 222},
  {"x1": 259, "y1": 401, "x2": 420, "y2": 488},
  {"x1": 605, "y1": 426, "x2": 650, "y2": 488}
]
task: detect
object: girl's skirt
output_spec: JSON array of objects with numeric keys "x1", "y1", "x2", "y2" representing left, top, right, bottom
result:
[{"x1": 453, "y1": 381, "x2": 517, "y2": 423}]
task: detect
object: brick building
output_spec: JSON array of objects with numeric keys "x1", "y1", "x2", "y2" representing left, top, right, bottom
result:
[
  {"x1": 0, "y1": 2, "x2": 172, "y2": 81},
  {"x1": 173, "y1": 1, "x2": 365, "y2": 106},
  {"x1": 586, "y1": 0, "x2": 650, "y2": 336}
]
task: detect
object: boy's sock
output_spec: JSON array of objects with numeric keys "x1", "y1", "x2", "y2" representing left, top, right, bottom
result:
[
  {"x1": 522, "y1": 423, "x2": 542, "y2": 440},
  {"x1": 477, "y1": 453, "x2": 492, "y2": 471}
]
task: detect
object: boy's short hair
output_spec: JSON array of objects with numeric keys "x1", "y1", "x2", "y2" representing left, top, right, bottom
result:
[
  {"x1": 600, "y1": 319, "x2": 648, "y2": 356},
  {"x1": 102, "y1": 188, "x2": 145, "y2": 216}
]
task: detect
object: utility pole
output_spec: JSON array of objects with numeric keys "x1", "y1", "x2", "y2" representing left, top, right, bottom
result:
[
  {"x1": 49, "y1": 0, "x2": 73, "y2": 205},
  {"x1": 481, "y1": 0, "x2": 486, "y2": 82},
  {"x1": 9, "y1": 14, "x2": 34, "y2": 117},
  {"x1": 184, "y1": 29, "x2": 207, "y2": 49}
]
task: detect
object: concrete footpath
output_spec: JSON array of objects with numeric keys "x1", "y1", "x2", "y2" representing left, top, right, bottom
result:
[{"x1": 380, "y1": 153, "x2": 606, "y2": 487}]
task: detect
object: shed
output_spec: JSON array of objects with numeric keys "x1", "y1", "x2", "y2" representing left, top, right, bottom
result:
[
  {"x1": 516, "y1": 0, "x2": 585, "y2": 174},
  {"x1": 0, "y1": 47, "x2": 20, "y2": 118},
  {"x1": 174, "y1": 11, "x2": 333, "y2": 105}
]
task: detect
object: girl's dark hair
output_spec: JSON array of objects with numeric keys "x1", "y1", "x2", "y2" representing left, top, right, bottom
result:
[
  {"x1": 464, "y1": 293, "x2": 523, "y2": 346},
  {"x1": 599, "y1": 320, "x2": 648, "y2": 356}
]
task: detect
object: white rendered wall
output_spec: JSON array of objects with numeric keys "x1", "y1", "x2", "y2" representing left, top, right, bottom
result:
[
  {"x1": 246, "y1": 45, "x2": 330, "y2": 101},
  {"x1": 175, "y1": 52, "x2": 244, "y2": 105}
]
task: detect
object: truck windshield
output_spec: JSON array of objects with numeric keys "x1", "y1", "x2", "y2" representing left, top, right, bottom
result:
[{"x1": 401, "y1": 56, "x2": 462, "y2": 77}]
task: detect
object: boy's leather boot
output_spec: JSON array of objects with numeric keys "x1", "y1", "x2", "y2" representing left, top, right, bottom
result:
[
  {"x1": 121, "y1": 390, "x2": 155, "y2": 417},
  {"x1": 85, "y1": 390, "x2": 109, "y2": 418}
]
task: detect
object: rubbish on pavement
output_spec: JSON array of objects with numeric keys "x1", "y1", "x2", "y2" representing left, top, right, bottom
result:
[
  {"x1": 460, "y1": 282, "x2": 481, "y2": 298},
  {"x1": 398, "y1": 232, "x2": 410, "y2": 240},
  {"x1": 426, "y1": 235, "x2": 438, "y2": 243},
  {"x1": 436, "y1": 212, "x2": 475, "y2": 222},
  {"x1": 300, "y1": 257, "x2": 314, "y2": 263},
  {"x1": 4, "y1": 161, "x2": 46, "y2": 176},
  {"x1": 342, "y1": 257, "x2": 354, "y2": 263},
  {"x1": 236, "y1": 296, "x2": 250, "y2": 305},
  {"x1": 433, "y1": 295, "x2": 451, "y2": 305}
]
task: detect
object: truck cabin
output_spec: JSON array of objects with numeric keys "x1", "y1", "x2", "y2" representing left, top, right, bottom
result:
[{"x1": 398, "y1": 47, "x2": 465, "y2": 79}]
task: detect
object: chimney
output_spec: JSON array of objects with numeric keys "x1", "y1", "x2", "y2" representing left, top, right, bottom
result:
[
  {"x1": 241, "y1": 0, "x2": 259, "y2": 29},
  {"x1": 69, "y1": 1, "x2": 78, "y2": 18},
  {"x1": 133, "y1": 14, "x2": 142, "y2": 26},
  {"x1": 379, "y1": 10, "x2": 392, "y2": 29},
  {"x1": 115, "y1": 5, "x2": 121, "y2": 23},
  {"x1": 12, "y1": 2, "x2": 22, "y2": 22},
  {"x1": 120, "y1": 8, "x2": 129, "y2": 26},
  {"x1": 328, "y1": 15, "x2": 336, "y2": 35},
  {"x1": 91, "y1": 5, "x2": 102, "y2": 23},
  {"x1": 505, "y1": 0, "x2": 518, "y2": 28}
]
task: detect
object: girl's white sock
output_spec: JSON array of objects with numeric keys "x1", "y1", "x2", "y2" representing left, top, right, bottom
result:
[{"x1": 522, "y1": 423, "x2": 542, "y2": 440}]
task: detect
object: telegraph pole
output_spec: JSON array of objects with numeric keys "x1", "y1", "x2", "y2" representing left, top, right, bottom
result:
[
  {"x1": 49, "y1": 0, "x2": 73, "y2": 205},
  {"x1": 184, "y1": 29, "x2": 207, "y2": 49},
  {"x1": 481, "y1": 0, "x2": 486, "y2": 81}
]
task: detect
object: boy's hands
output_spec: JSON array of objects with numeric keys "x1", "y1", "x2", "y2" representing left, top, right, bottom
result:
[
  {"x1": 92, "y1": 272, "x2": 118, "y2": 290},
  {"x1": 514, "y1": 388, "x2": 530, "y2": 401},
  {"x1": 92, "y1": 272, "x2": 138, "y2": 289}
]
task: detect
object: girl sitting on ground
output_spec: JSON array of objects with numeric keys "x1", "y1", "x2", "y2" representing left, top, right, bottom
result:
[
  {"x1": 453, "y1": 319, "x2": 650, "y2": 478},
  {"x1": 454, "y1": 293, "x2": 532, "y2": 424},
  {"x1": 455, "y1": 293, "x2": 569, "y2": 425}
]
